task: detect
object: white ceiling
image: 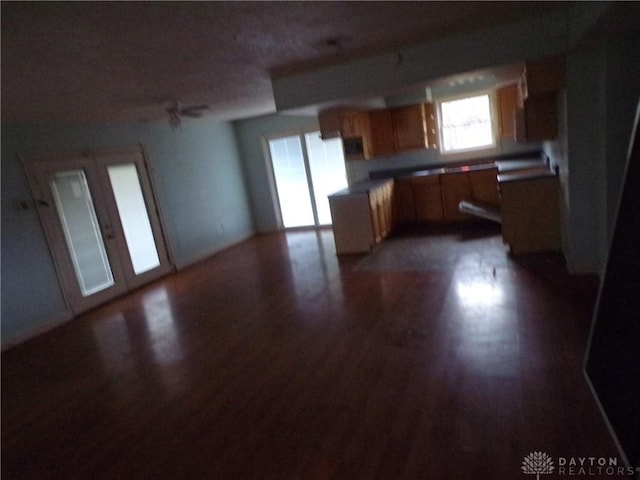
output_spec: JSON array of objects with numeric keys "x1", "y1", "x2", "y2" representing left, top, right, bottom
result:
[{"x1": 0, "y1": 1, "x2": 635, "y2": 125}]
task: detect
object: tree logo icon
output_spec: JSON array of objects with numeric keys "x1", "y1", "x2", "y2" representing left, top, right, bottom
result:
[{"x1": 522, "y1": 451, "x2": 555, "y2": 479}]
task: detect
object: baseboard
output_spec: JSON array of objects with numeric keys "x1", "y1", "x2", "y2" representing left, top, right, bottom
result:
[{"x1": 1, "y1": 310, "x2": 74, "y2": 351}]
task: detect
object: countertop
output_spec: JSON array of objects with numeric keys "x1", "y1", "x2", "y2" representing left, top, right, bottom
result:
[
  {"x1": 497, "y1": 169, "x2": 556, "y2": 183},
  {"x1": 328, "y1": 178, "x2": 393, "y2": 197},
  {"x1": 332, "y1": 155, "x2": 553, "y2": 197},
  {"x1": 368, "y1": 150, "x2": 545, "y2": 180}
]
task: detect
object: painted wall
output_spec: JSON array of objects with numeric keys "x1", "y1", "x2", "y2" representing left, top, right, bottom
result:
[
  {"x1": 233, "y1": 113, "x2": 319, "y2": 232},
  {"x1": 550, "y1": 37, "x2": 640, "y2": 275},
  {"x1": 1, "y1": 118, "x2": 254, "y2": 346}
]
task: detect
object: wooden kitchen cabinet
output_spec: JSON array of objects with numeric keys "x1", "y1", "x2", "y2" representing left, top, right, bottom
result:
[
  {"x1": 318, "y1": 110, "x2": 369, "y2": 139},
  {"x1": 522, "y1": 55, "x2": 566, "y2": 97},
  {"x1": 499, "y1": 172, "x2": 560, "y2": 253},
  {"x1": 341, "y1": 111, "x2": 370, "y2": 138},
  {"x1": 440, "y1": 171, "x2": 473, "y2": 221},
  {"x1": 371, "y1": 181, "x2": 394, "y2": 241},
  {"x1": 514, "y1": 55, "x2": 564, "y2": 143},
  {"x1": 468, "y1": 167, "x2": 499, "y2": 206},
  {"x1": 328, "y1": 180, "x2": 394, "y2": 254},
  {"x1": 394, "y1": 177, "x2": 416, "y2": 224},
  {"x1": 368, "y1": 110, "x2": 396, "y2": 157},
  {"x1": 515, "y1": 93, "x2": 558, "y2": 143},
  {"x1": 497, "y1": 84, "x2": 517, "y2": 139},
  {"x1": 392, "y1": 104, "x2": 428, "y2": 152},
  {"x1": 413, "y1": 174, "x2": 443, "y2": 222},
  {"x1": 368, "y1": 103, "x2": 437, "y2": 157},
  {"x1": 318, "y1": 110, "x2": 342, "y2": 139}
]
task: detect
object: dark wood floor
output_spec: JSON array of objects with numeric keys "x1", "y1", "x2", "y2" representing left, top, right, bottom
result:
[{"x1": 2, "y1": 228, "x2": 619, "y2": 479}]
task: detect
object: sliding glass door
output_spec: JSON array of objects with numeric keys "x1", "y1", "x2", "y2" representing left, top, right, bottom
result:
[{"x1": 267, "y1": 131, "x2": 347, "y2": 228}]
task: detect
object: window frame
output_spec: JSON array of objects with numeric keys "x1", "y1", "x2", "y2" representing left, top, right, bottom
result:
[{"x1": 435, "y1": 89, "x2": 499, "y2": 159}]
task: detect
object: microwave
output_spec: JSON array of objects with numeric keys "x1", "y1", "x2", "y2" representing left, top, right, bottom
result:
[{"x1": 342, "y1": 136, "x2": 366, "y2": 161}]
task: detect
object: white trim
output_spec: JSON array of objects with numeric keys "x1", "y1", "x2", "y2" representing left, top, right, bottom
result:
[{"x1": 435, "y1": 89, "x2": 499, "y2": 158}]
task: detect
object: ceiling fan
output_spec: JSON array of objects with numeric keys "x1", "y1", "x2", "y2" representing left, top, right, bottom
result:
[{"x1": 166, "y1": 101, "x2": 209, "y2": 129}]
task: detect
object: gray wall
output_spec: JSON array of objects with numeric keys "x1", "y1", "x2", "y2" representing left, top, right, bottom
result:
[
  {"x1": 544, "y1": 37, "x2": 640, "y2": 274},
  {"x1": 1, "y1": 118, "x2": 254, "y2": 346}
]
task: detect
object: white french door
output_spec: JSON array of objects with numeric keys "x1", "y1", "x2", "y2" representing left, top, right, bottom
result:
[
  {"x1": 26, "y1": 147, "x2": 173, "y2": 314},
  {"x1": 267, "y1": 131, "x2": 347, "y2": 228}
]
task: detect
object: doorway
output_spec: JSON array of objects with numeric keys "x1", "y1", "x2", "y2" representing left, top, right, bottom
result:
[
  {"x1": 267, "y1": 131, "x2": 347, "y2": 228},
  {"x1": 25, "y1": 147, "x2": 173, "y2": 314}
]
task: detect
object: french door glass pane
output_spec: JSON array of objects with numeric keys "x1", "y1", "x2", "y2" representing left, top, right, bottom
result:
[
  {"x1": 50, "y1": 170, "x2": 114, "y2": 296},
  {"x1": 304, "y1": 133, "x2": 348, "y2": 225},
  {"x1": 269, "y1": 136, "x2": 315, "y2": 228},
  {"x1": 107, "y1": 164, "x2": 161, "y2": 275}
]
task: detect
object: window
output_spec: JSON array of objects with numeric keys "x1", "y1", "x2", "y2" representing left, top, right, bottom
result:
[{"x1": 438, "y1": 93, "x2": 496, "y2": 155}]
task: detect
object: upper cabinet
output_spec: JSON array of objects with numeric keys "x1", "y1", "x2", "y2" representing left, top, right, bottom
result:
[
  {"x1": 370, "y1": 103, "x2": 439, "y2": 157},
  {"x1": 341, "y1": 111, "x2": 370, "y2": 139},
  {"x1": 319, "y1": 103, "x2": 438, "y2": 160},
  {"x1": 497, "y1": 84, "x2": 517, "y2": 139},
  {"x1": 368, "y1": 109, "x2": 396, "y2": 157},
  {"x1": 391, "y1": 104, "x2": 428, "y2": 151},
  {"x1": 318, "y1": 110, "x2": 343, "y2": 139},
  {"x1": 515, "y1": 55, "x2": 566, "y2": 143},
  {"x1": 521, "y1": 55, "x2": 566, "y2": 98}
]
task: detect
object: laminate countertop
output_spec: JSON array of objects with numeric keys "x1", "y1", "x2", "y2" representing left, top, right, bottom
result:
[{"x1": 328, "y1": 178, "x2": 393, "y2": 197}]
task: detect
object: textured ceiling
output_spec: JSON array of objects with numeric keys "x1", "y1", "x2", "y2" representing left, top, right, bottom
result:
[{"x1": 0, "y1": 1, "x2": 595, "y2": 125}]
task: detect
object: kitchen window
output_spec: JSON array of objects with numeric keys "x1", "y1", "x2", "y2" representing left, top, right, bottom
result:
[{"x1": 437, "y1": 92, "x2": 496, "y2": 155}]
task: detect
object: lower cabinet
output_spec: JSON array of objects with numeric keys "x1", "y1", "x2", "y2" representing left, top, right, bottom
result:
[
  {"x1": 468, "y1": 167, "x2": 500, "y2": 205},
  {"x1": 413, "y1": 175, "x2": 443, "y2": 222},
  {"x1": 396, "y1": 166, "x2": 500, "y2": 225},
  {"x1": 329, "y1": 180, "x2": 394, "y2": 254},
  {"x1": 499, "y1": 173, "x2": 560, "y2": 253},
  {"x1": 394, "y1": 178, "x2": 416, "y2": 224},
  {"x1": 439, "y1": 171, "x2": 473, "y2": 221}
]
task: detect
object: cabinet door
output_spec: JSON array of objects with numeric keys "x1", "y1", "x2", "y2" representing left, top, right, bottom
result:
[
  {"x1": 468, "y1": 168, "x2": 499, "y2": 206},
  {"x1": 515, "y1": 93, "x2": 557, "y2": 143},
  {"x1": 319, "y1": 110, "x2": 342, "y2": 139},
  {"x1": 392, "y1": 104, "x2": 427, "y2": 152},
  {"x1": 413, "y1": 175, "x2": 443, "y2": 222},
  {"x1": 525, "y1": 55, "x2": 566, "y2": 96},
  {"x1": 440, "y1": 172, "x2": 472, "y2": 221},
  {"x1": 497, "y1": 85, "x2": 517, "y2": 139},
  {"x1": 368, "y1": 110, "x2": 396, "y2": 157},
  {"x1": 499, "y1": 176, "x2": 560, "y2": 253},
  {"x1": 394, "y1": 178, "x2": 416, "y2": 224}
]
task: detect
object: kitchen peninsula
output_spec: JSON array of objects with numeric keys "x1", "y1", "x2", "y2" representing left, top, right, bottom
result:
[{"x1": 329, "y1": 154, "x2": 559, "y2": 255}]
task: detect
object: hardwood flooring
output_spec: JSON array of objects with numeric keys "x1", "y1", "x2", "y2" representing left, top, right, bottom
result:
[{"x1": 2, "y1": 228, "x2": 619, "y2": 479}]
